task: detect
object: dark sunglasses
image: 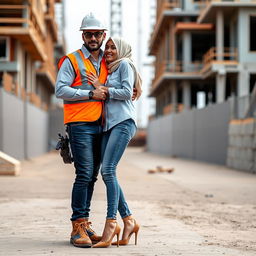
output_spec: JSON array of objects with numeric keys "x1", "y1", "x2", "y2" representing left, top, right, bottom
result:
[{"x1": 83, "y1": 31, "x2": 104, "y2": 39}]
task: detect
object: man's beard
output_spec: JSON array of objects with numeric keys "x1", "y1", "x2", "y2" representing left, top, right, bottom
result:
[{"x1": 84, "y1": 40, "x2": 103, "y2": 52}]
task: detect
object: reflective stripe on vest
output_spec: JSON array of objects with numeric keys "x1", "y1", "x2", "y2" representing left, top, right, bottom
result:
[{"x1": 58, "y1": 49, "x2": 108, "y2": 124}]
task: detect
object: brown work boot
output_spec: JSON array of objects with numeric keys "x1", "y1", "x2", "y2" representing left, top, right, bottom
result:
[
  {"x1": 85, "y1": 221, "x2": 102, "y2": 244},
  {"x1": 70, "y1": 218, "x2": 92, "y2": 248}
]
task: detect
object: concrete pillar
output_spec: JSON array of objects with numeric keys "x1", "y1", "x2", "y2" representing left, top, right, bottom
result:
[
  {"x1": 31, "y1": 61, "x2": 36, "y2": 93},
  {"x1": 216, "y1": 10, "x2": 224, "y2": 61},
  {"x1": 237, "y1": 70, "x2": 250, "y2": 118},
  {"x1": 171, "y1": 82, "x2": 177, "y2": 112},
  {"x1": 170, "y1": 20, "x2": 176, "y2": 65},
  {"x1": 182, "y1": 81, "x2": 191, "y2": 109},
  {"x1": 216, "y1": 73, "x2": 226, "y2": 103},
  {"x1": 230, "y1": 19, "x2": 237, "y2": 50},
  {"x1": 22, "y1": 3, "x2": 29, "y2": 28},
  {"x1": 17, "y1": 42, "x2": 24, "y2": 91},
  {"x1": 26, "y1": 54, "x2": 31, "y2": 93},
  {"x1": 182, "y1": 32, "x2": 191, "y2": 72},
  {"x1": 238, "y1": 71, "x2": 249, "y2": 97}
]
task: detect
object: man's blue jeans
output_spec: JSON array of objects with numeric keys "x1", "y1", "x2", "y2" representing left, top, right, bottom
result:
[
  {"x1": 101, "y1": 119, "x2": 136, "y2": 219},
  {"x1": 67, "y1": 122, "x2": 102, "y2": 221}
]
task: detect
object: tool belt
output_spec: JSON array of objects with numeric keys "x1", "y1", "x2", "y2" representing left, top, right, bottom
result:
[{"x1": 55, "y1": 133, "x2": 73, "y2": 164}]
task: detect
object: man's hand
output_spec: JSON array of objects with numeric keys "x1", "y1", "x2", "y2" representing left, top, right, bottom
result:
[
  {"x1": 132, "y1": 88, "x2": 137, "y2": 101},
  {"x1": 92, "y1": 87, "x2": 107, "y2": 100},
  {"x1": 87, "y1": 72, "x2": 102, "y2": 88},
  {"x1": 99, "y1": 86, "x2": 108, "y2": 94}
]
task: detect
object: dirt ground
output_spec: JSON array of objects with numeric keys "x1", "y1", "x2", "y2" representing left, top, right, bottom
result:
[
  {"x1": 0, "y1": 147, "x2": 255, "y2": 255},
  {"x1": 163, "y1": 194, "x2": 256, "y2": 251},
  {"x1": 127, "y1": 148, "x2": 256, "y2": 253}
]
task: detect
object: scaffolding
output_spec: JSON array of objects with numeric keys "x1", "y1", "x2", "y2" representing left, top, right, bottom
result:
[{"x1": 110, "y1": 0, "x2": 122, "y2": 37}]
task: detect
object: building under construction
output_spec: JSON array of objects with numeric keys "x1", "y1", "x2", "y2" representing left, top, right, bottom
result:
[
  {"x1": 147, "y1": 0, "x2": 256, "y2": 173},
  {"x1": 0, "y1": 0, "x2": 65, "y2": 160}
]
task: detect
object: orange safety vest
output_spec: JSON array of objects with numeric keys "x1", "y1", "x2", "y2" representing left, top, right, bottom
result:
[{"x1": 58, "y1": 49, "x2": 108, "y2": 124}]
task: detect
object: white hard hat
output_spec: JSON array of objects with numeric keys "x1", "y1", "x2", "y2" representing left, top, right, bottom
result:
[{"x1": 80, "y1": 12, "x2": 107, "y2": 31}]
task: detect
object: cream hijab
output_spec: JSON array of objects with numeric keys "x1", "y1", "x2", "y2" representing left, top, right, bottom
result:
[{"x1": 106, "y1": 37, "x2": 142, "y2": 100}]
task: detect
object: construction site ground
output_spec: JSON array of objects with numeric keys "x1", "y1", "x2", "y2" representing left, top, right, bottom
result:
[{"x1": 0, "y1": 147, "x2": 255, "y2": 256}]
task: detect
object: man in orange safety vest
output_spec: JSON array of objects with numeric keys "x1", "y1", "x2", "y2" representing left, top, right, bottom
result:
[{"x1": 55, "y1": 12, "x2": 108, "y2": 248}]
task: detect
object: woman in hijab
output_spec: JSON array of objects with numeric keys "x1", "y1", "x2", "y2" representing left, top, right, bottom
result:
[{"x1": 87, "y1": 37, "x2": 142, "y2": 248}]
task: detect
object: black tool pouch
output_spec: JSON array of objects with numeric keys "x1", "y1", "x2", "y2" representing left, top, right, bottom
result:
[{"x1": 56, "y1": 133, "x2": 73, "y2": 164}]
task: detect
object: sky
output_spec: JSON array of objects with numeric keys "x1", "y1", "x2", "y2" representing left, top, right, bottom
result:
[{"x1": 64, "y1": 0, "x2": 155, "y2": 128}]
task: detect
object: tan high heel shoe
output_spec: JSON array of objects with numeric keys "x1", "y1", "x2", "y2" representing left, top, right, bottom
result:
[
  {"x1": 92, "y1": 219, "x2": 121, "y2": 248},
  {"x1": 112, "y1": 215, "x2": 140, "y2": 246}
]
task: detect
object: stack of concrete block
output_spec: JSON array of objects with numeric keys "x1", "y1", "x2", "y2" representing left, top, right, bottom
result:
[
  {"x1": 0, "y1": 151, "x2": 20, "y2": 176},
  {"x1": 227, "y1": 118, "x2": 256, "y2": 173}
]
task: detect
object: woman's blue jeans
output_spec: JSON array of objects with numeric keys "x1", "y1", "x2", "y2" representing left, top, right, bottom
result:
[
  {"x1": 101, "y1": 119, "x2": 136, "y2": 219},
  {"x1": 67, "y1": 122, "x2": 102, "y2": 221}
]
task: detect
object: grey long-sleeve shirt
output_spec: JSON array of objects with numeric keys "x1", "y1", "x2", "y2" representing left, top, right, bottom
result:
[
  {"x1": 104, "y1": 59, "x2": 137, "y2": 132},
  {"x1": 55, "y1": 45, "x2": 104, "y2": 101}
]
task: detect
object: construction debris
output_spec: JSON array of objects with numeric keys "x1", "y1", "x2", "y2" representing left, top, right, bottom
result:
[
  {"x1": 0, "y1": 151, "x2": 20, "y2": 176},
  {"x1": 147, "y1": 166, "x2": 175, "y2": 174}
]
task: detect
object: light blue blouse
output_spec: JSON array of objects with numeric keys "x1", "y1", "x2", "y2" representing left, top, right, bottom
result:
[{"x1": 104, "y1": 59, "x2": 137, "y2": 131}]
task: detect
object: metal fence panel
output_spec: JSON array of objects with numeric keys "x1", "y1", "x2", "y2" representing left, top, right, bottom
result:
[
  {"x1": 0, "y1": 88, "x2": 25, "y2": 159},
  {"x1": 0, "y1": 88, "x2": 50, "y2": 160},
  {"x1": 147, "y1": 101, "x2": 230, "y2": 165},
  {"x1": 147, "y1": 114, "x2": 174, "y2": 156},
  {"x1": 172, "y1": 109, "x2": 196, "y2": 159},
  {"x1": 27, "y1": 103, "x2": 49, "y2": 158},
  {"x1": 49, "y1": 107, "x2": 65, "y2": 150}
]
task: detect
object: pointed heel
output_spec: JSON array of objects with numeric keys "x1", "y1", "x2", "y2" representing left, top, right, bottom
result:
[
  {"x1": 135, "y1": 230, "x2": 139, "y2": 245},
  {"x1": 116, "y1": 230, "x2": 120, "y2": 247}
]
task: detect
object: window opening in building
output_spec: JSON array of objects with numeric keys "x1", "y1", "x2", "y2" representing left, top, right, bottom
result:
[
  {"x1": 250, "y1": 74, "x2": 256, "y2": 93},
  {"x1": 168, "y1": 89, "x2": 172, "y2": 104},
  {"x1": 0, "y1": 37, "x2": 9, "y2": 61},
  {"x1": 177, "y1": 83, "x2": 183, "y2": 104},
  {"x1": 191, "y1": 83, "x2": 197, "y2": 107},
  {"x1": 191, "y1": 33, "x2": 215, "y2": 62},
  {"x1": 250, "y1": 16, "x2": 256, "y2": 51},
  {"x1": 225, "y1": 74, "x2": 237, "y2": 99}
]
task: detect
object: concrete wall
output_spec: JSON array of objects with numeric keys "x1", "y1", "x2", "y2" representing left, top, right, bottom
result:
[
  {"x1": 1, "y1": 88, "x2": 25, "y2": 159},
  {"x1": 236, "y1": 9, "x2": 256, "y2": 100},
  {"x1": 147, "y1": 114, "x2": 174, "y2": 156},
  {"x1": 49, "y1": 106, "x2": 65, "y2": 150},
  {"x1": 193, "y1": 102, "x2": 230, "y2": 164},
  {"x1": 172, "y1": 109, "x2": 195, "y2": 159},
  {"x1": 238, "y1": 8, "x2": 256, "y2": 63},
  {"x1": 147, "y1": 101, "x2": 230, "y2": 165},
  {"x1": 0, "y1": 88, "x2": 49, "y2": 160},
  {"x1": 27, "y1": 103, "x2": 49, "y2": 158},
  {"x1": 184, "y1": 0, "x2": 197, "y2": 11}
]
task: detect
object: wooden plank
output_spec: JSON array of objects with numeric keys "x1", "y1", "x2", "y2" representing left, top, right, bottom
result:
[
  {"x1": 0, "y1": 18, "x2": 28, "y2": 23},
  {"x1": 211, "y1": 60, "x2": 238, "y2": 65},
  {"x1": 0, "y1": 5, "x2": 26, "y2": 9},
  {"x1": 175, "y1": 22, "x2": 214, "y2": 33},
  {"x1": 0, "y1": 151, "x2": 20, "y2": 176},
  {"x1": 0, "y1": 26, "x2": 28, "y2": 35}
]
